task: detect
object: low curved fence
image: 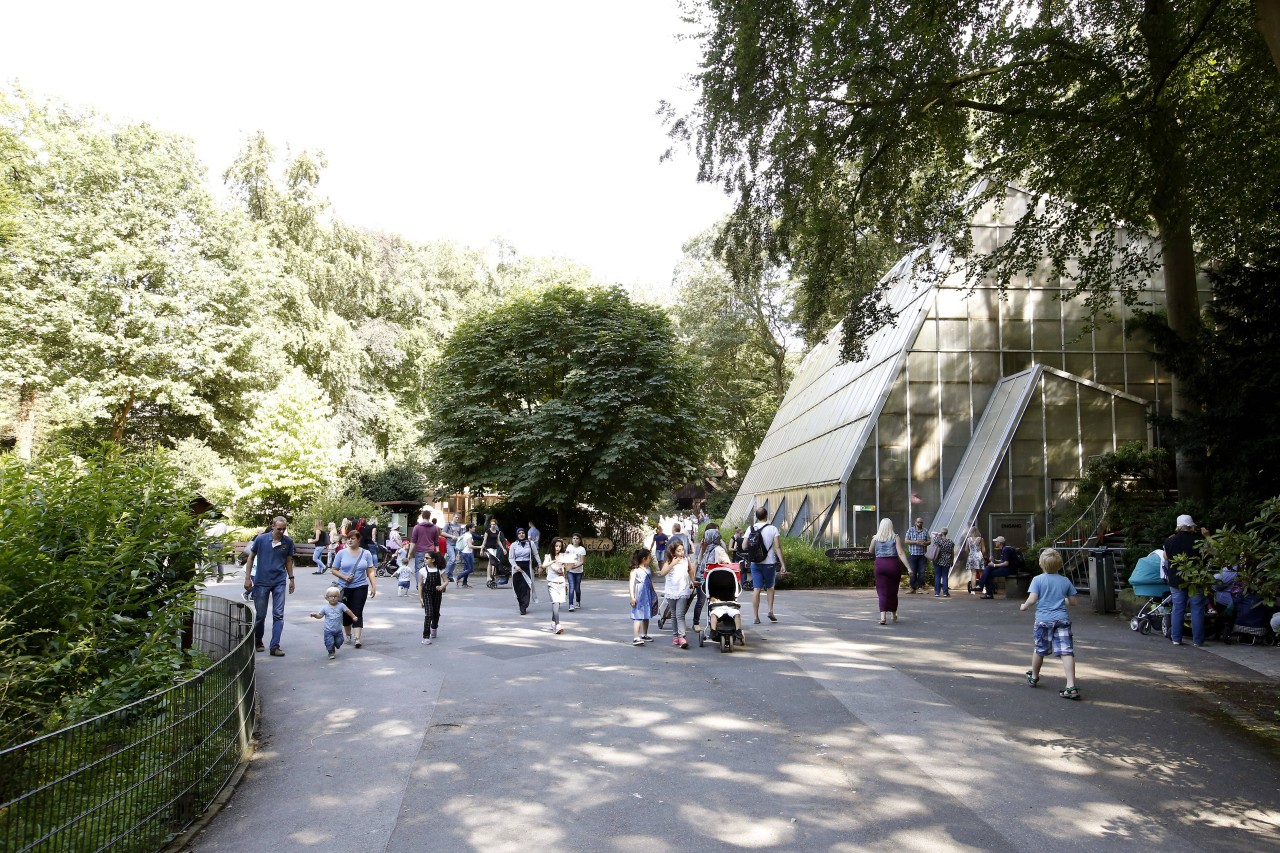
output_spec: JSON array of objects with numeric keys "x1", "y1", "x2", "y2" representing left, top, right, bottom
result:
[{"x1": 0, "y1": 595, "x2": 257, "y2": 853}]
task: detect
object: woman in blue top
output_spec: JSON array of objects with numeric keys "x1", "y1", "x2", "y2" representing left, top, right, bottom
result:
[
  {"x1": 330, "y1": 531, "x2": 377, "y2": 647},
  {"x1": 870, "y1": 519, "x2": 910, "y2": 625}
]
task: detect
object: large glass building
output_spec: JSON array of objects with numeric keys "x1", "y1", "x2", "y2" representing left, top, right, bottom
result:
[{"x1": 725, "y1": 186, "x2": 1207, "y2": 548}]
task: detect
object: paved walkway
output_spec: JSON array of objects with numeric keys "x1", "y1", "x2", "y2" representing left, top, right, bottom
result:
[{"x1": 186, "y1": 570, "x2": 1280, "y2": 852}]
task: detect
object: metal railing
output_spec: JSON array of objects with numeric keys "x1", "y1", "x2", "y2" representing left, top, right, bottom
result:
[
  {"x1": 1053, "y1": 486, "x2": 1111, "y2": 592},
  {"x1": 0, "y1": 595, "x2": 257, "y2": 853}
]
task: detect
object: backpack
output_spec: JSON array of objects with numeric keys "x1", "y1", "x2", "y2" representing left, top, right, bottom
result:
[
  {"x1": 1009, "y1": 548, "x2": 1026, "y2": 574},
  {"x1": 745, "y1": 523, "x2": 772, "y2": 563}
]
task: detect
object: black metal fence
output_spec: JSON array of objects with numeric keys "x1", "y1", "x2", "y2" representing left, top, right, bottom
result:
[{"x1": 0, "y1": 595, "x2": 257, "y2": 853}]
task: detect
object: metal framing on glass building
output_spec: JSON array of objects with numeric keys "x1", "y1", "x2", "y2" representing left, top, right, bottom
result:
[{"x1": 726, "y1": 185, "x2": 1207, "y2": 548}]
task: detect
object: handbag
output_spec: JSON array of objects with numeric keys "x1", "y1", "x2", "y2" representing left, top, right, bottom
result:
[{"x1": 925, "y1": 541, "x2": 939, "y2": 562}]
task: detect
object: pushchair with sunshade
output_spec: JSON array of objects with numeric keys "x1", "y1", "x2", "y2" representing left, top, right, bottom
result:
[
  {"x1": 698, "y1": 564, "x2": 746, "y2": 653},
  {"x1": 1128, "y1": 550, "x2": 1171, "y2": 636}
]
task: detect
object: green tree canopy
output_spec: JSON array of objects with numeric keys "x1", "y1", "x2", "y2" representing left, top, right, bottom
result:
[
  {"x1": 673, "y1": 0, "x2": 1280, "y2": 495},
  {"x1": 424, "y1": 284, "x2": 710, "y2": 530}
]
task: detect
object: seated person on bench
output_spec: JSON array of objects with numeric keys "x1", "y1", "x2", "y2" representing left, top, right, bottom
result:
[{"x1": 980, "y1": 537, "x2": 1017, "y2": 599}]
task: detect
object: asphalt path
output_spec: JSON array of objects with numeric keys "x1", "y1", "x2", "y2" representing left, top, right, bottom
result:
[{"x1": 186, "y1": 568, "x2": 1280, "y2": 852}]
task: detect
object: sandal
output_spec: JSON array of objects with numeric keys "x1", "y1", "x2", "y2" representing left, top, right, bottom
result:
[
  {"x1": 1025, "y1": 670, "x2": 1039, "y2": 687},
  {"x1": 1058, "y1": 686, "x2": 1080, "y2": 701},
  {"x1": 878, "y1": 619, "x2": 887, "y2": 625}
]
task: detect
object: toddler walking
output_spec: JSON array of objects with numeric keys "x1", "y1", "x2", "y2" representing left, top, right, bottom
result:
[
  {"x1": 1020, "y1": 548, "x2": 1081, "y2": 699},
  {"x1": 310, "y1": 587, "x2": 352, "y2": 660},
  {"x1": 396, "y1": 544, "x2": 413, "y2": 595},
  {"x1": 628, "y1": 548, "x2": 657, "y2": 645}
]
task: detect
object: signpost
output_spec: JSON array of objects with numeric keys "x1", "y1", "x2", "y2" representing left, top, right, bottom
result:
[{"x1": 825, "y1": 547, "x2": 873, "y2": 562}]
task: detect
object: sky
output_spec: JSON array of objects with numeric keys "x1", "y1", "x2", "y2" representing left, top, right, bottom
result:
[{"x1": 1, "y1": 0, "x2": 730, "y2": 293}]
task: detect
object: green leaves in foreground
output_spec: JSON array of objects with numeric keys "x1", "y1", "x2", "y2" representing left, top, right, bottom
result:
[{"x1": 0, "y1": 448, "x2": 210, "y2": 749}]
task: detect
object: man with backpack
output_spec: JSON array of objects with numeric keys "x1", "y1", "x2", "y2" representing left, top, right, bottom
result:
[
  {"x1": 746, "y1": 507, "x2": 787, "y2": 624},
  {"x1": 980, "y1": 536, "x2": 1022, "y2": 598}
]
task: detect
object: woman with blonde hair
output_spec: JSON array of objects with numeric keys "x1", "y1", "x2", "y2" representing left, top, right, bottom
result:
[
  {"x1": 871, "y1": 518, "x2": 910, "y2": 625},
  {"x1": 951, "y1": 524, "x2": 988, "y2": 595}
]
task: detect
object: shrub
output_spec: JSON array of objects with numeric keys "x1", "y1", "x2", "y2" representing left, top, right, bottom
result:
[
  {"x1": 356, "y1": 461, "x2": 427, "y2": 503},
  {"x1": 0, "y1": 447, "x2": 209, "y2": 749},
  {"x1": 295, "y1": 492, "x2": 381, "y2": 540}
]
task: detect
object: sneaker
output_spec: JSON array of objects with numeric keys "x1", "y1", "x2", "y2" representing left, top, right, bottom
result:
[
  {"x1": 421, "y1": 638, "x2": 432, "y2": 645},
  {"x1": 641, "y1": 635, "x2": 653, "y2": 641},
  {"x1": 328, "y1": 651, "x2": 336, "y2": 660},
  {"x1": 679, "y1": 636, "x2": 690, "y2": 648},
  {"x1": 754, "y1": 618, "x2": 762, "y2": 625},
  {"x1": 632, "y1": 638, "x2": 645, "y2": 646},
  {"x1": 943, "y1": 593, "x2": 950, "y2": 597},
  {"x1": 1171, "y1": 640, "x2": 1183, "y2": 646},
  {"x1": 549, "y1": 622, "x2": 559, "y2": 632},
  {"x1": 554, "y1": 624, "x2": 565, "y2": 635},
  {"x1": 934, "y1": 593, "x2": 941, "y2": 597},
  {"x1": 673, "y1": 636, "x2": 682, "y2": 646},
  {"x1": 768, "y1": 612, "x2": 778, "y2": 622},
  {"x1": 354, "y1": 640, "x2": 362, "y2": 648},
  {"x1": 255, "y1": 643, "x2": 265, "y2": 653},
  {"x1": 270, "y1": 647, "x2": 285, "y2": 657},
  {"x1": 980, "y1": 594, "x2": 994, "y2": 599}
]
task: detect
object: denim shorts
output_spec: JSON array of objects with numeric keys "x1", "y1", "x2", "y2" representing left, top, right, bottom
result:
[
  {"x1": 1034, "y1": 621, "x2": 1074, "y2": 657},
  {"x1": 750, "y1": 562, "x2": 778, "y2": 590}
]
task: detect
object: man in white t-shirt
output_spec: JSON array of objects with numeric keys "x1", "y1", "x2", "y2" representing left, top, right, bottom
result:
[{"x1": 746, "y1": 507, "x2": 787, "y2": 624}]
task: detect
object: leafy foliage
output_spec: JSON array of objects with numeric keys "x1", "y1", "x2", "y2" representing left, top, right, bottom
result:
[
  {"x1": 0, "y1": 447, "x2": 209, "y2": 749},
  {"x1": 1176, "y1": 496, "x2": 1280, "y2": 601},
  {"x1": 672, "y1": 228, "x2": 799, "y2": 475},
  {"x1": 295, "y1": 491, "x2": 380, "y2": 541},
  {"x1": 1130, "y1": 240, "x2": 1280, "y2": 523},
  {"x1": 356, "y1": 460, "x2": 428, "y2": 503},
  {"x1": 424, "y1": 284, "x2": 712, "y2": 528},
  {"x1": 674, "y1": 1, "x2": 1280, "y2": 357}
]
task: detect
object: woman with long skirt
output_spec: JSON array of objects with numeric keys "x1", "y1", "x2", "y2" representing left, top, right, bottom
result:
[
  {"x1": 509, "y1": 527, "x2": 538, "y2": 615},
  {"x1": 330, "y1": 531, "x2": 377, "y2": 647},
  {"x1": 870, "y1": 519, "x2": 910, "y2": 625}
]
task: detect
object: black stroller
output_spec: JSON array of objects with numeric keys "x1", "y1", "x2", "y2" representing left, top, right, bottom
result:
[{"x1": 485, "y1": 547, "x2": 512, "y2": 588}]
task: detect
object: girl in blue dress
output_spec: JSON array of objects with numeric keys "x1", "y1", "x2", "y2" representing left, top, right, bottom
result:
[{"x1": 629, "y1": 548, "x2": 657, "y2": 645}]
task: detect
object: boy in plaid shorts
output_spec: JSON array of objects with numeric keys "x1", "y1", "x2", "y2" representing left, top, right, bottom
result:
[{"x1": 1019, "y1": 548, "x2": 1080, "y2": 700}]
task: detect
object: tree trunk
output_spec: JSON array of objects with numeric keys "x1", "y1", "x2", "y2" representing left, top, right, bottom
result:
[
  {"x1": 1143, "y1": 0, "x2": 1208, "y2": 502},
  {"x1": 14, "y1": 384, "x2": 38, "y2": 461},
  {"x1": 1259, "y1": 0, "x2": 1280, "y2": 76},
  {"x1": 111, "y1": 392, "x2": 136, "y2": 443}
]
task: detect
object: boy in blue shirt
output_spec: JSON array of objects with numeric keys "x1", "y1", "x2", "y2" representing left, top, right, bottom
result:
[
  {"x1": 310, "y1": 587, "x2": 352, "y2": 660},
  {"x1": 1019, "y1": 548, "x2": 1080, "y2": 700}
]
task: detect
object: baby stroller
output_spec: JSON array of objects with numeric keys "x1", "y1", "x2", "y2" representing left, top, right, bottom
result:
[
  {"x1": 374, "y1": 544, "x2": 399, "y2": 578},
  {"x1": 1128, "y1": 550, "x2": 1171, "y2": 636},
  {"x1": 484, "y1": 547, "x2": 512, "y2": 588},
  {"x1": 698, "y1": 564, "x2": 746, "y2": 653}
]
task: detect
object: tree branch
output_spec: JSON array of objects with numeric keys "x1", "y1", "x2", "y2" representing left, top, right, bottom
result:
[
  {"x1": 1152, "y1": 0, "x2": 1227, "y2": 103},
  {"x1": 949, "y1": 98, "x2": 1101, "y2": 125}
]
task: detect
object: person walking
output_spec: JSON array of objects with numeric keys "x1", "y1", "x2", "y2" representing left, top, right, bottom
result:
[
  {"x1": 309, "y1": 587, "x2": 353, "y2": 660},
  {"x1": 455, "y1": 522, "x2": 477, "y2": 587},
  {"x1": 1020, "y1": 548, "x2": 1081, "y2": 699},
  {"x1": 692, "y1": 526, "x2": 730, "y2": 635},
  {"x1": 870, "y1": 518, "x2": 910, "y2": 625},
  {"x1": 509, "y1": 528, "x2": 538, "y2": 615},
  {"x1": 905, "y1": 517, "x2": 930, "y2": 593},
  {"x1": 527, "y1": 520, "x2": 541, "y2": 555},
  {"x1": 243, "y1": 516, "x2": 296, "y2": 656},
  {"x1": 542, "y1": 537, "x2": 568, "y2": 634},
  {"x1": 408, "y1": 514, "x2": 439, "y2": 592},
  {"x1": 931, "y1": 528, "x2": 956, "y2": 597},
  {"x1": 658, "y1": 539, "x2": 695, "y2": 648},
  {"x1": 745, "y1": 507, "x2": 787, "y2": 625},
  {"x1": 651, "y1": 525, "x2": 669, "y2": 564},
  {"x1": 628, "y1": 547, "x2": 657, "y2": 645},
  {"x1": 443, "y1": 513, "x2": 464, "y2": 580},
  {"x1": 481, "y1": 519, "x2": 506, "y2": 586},
  {"x1": 310, "y1": 519, "x2": 331, "y2": 575},
  {"x1": 419, "y1": 551, "x2": 449, "y2": 644},
  {"x1": 564, "y1": 533, "x2": 587, "y2": 611},
  {"x1": 330, "y1": 531, "x2": 377, "y2": 648},
  {"x1": 952, "y1": 525, "x2": 988, "y2": 595}
]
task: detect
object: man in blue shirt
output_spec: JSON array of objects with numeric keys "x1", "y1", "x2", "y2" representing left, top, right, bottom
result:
[{"x1": 244, "y1": 516, "x2": 296, "y2": 656}]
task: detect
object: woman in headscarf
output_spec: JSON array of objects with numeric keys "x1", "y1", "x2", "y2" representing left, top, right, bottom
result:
[
  {"x1": 692, "y1": 525, "x2": 730, "y2": 635},
  {"x1": 509, "y1": 527, "x2": 538, "y2": 615}
]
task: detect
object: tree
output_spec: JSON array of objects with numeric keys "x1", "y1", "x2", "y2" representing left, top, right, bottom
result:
[
  {"x1": 672, "y1": 0, "x2": 1280, "y2": 497},
  {"x1": 424, "y1": 284, "x2": 710, "y2": 531},
  {"x1": 236, "y1": 368, "x2": 338, "y2": 520},
  {"x1": 672, "y1": 227, "x2": 799, "y2": 476},
  {"x1": 0, "y1": 93, "x2": 274, "y2": 454}
]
